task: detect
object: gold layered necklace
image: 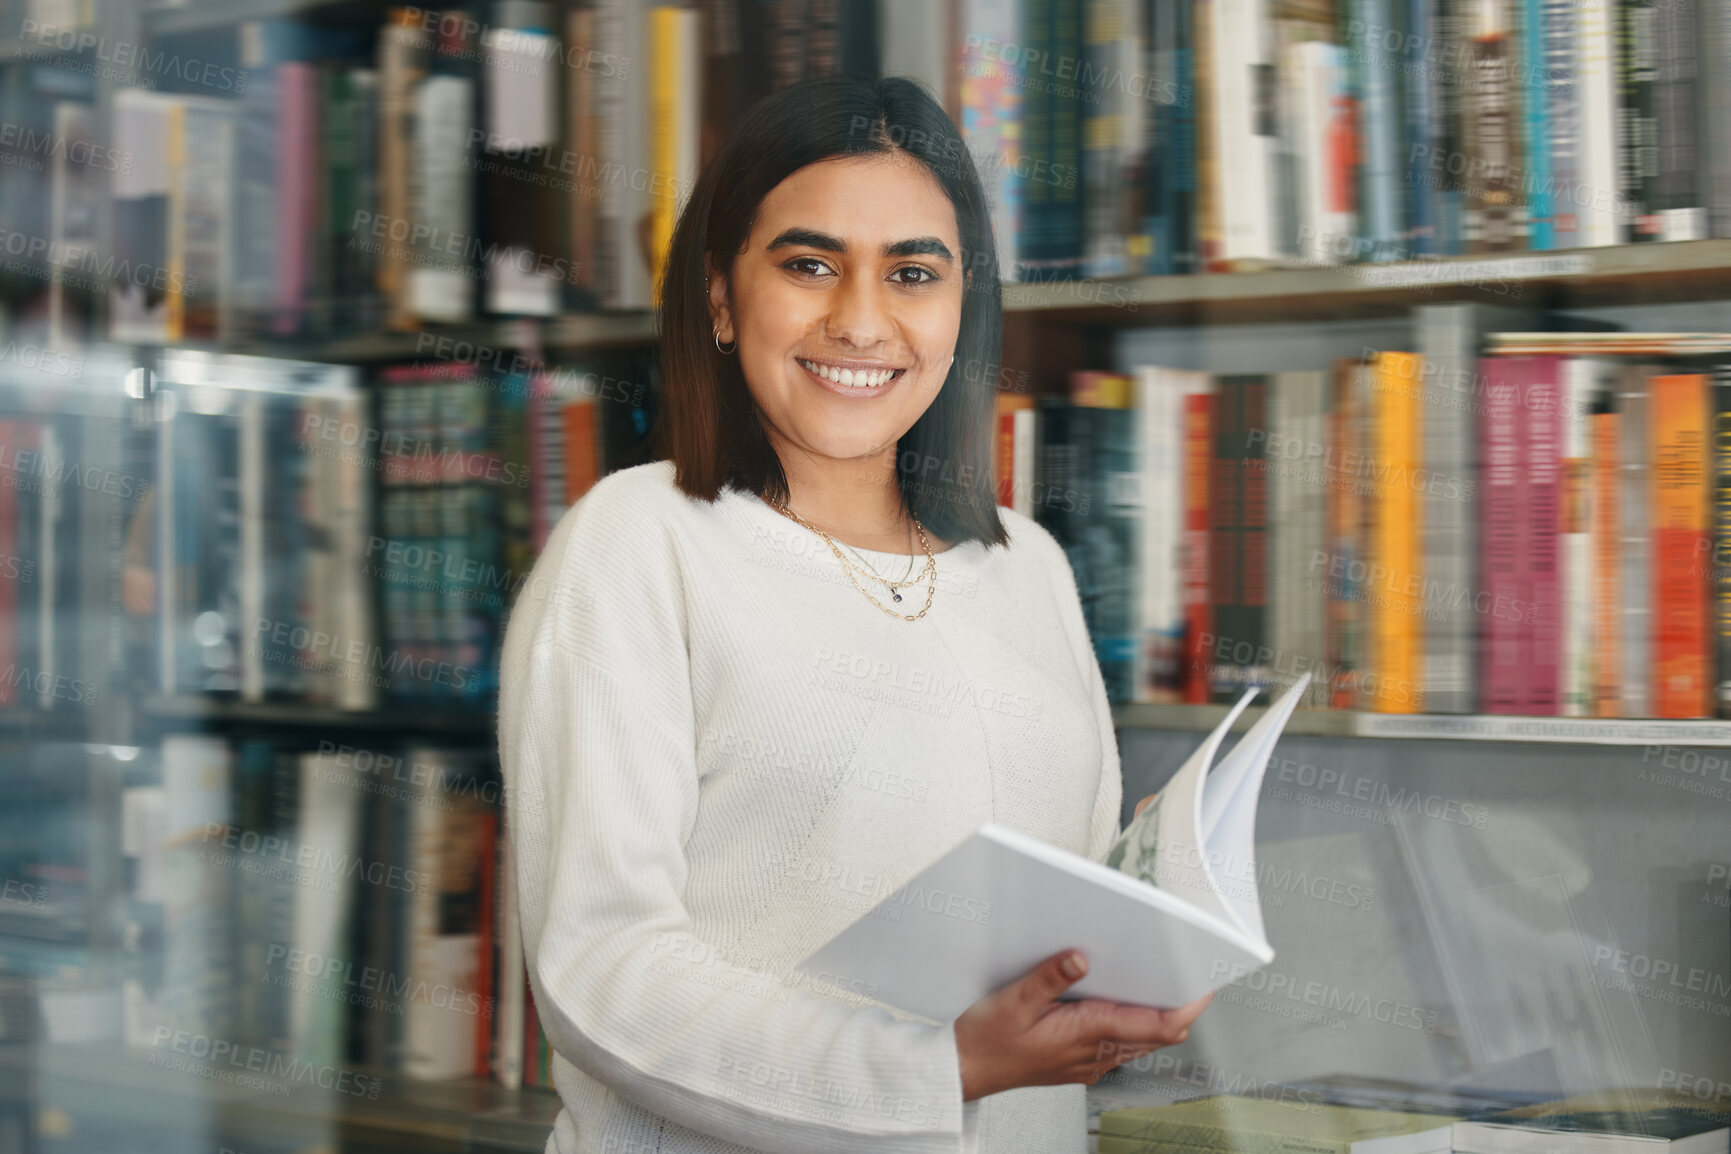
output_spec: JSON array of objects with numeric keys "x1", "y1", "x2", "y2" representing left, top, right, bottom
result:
[{"x1": 765, "y1": 497, "x2": 938, "y2": 622}]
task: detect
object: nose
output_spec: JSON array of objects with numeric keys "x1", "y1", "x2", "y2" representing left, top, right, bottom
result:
[{"x1": 823, "y1": 272, "x2": 893, "y2": 349}]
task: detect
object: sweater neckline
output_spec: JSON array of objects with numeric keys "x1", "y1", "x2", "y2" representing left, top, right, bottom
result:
[{"x1": 724, "y1": 484, "x2": 986, "y2": 569}]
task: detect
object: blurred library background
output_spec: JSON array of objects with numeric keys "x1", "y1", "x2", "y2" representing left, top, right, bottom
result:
[{"x1": 0, "y1": 0, "x2": 1730, "y2": 1150}]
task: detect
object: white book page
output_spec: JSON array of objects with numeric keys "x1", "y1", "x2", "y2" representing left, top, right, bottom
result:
[
  {"x1": 1199, "y1": 673, "x2": 1312, "y2": 946},
  {"x1": 1106, "y1": 687, "x2": 1259, "y2": 934}
]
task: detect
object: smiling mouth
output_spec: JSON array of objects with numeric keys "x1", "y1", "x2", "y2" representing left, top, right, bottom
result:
[{"x1": 797, "y1": 358, "x2": 904, "y2": 389}]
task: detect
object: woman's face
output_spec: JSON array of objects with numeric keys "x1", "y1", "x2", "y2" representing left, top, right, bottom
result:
[{"x1": 710, "y1": 151, "x2": 966, "y2": 468}]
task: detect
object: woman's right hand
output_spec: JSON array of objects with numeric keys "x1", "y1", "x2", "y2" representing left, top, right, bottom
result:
[{"x1": 952, "y1": 950, "x2": 1212, "y2": 1101}]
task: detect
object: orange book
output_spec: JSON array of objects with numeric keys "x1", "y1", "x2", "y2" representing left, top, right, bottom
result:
[
  {"x1": 1366, "y1": 352, "x2": 1422, "y2": 713},
  {"x1": 1650, "y1": 374, "x2": 1711, "y2": 717},
  {"x1": 562, "y1": 398, "x2": 601, "y2": 507},
  {"x1": 1593, "y1": 411, "x2": 1623, "y2": 716}
]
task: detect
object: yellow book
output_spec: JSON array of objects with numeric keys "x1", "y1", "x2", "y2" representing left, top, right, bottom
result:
[
  {"x1": 648, "y1": 6, "x2": 698, "y2": 304},
  {"x1": 1368, "y1": 352, "x2": 1423, "y2": 713}
]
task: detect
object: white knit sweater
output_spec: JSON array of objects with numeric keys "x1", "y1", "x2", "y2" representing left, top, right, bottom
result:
[{"x1": 497, "y1": 459, "x2": 1124, "y2": 1154}]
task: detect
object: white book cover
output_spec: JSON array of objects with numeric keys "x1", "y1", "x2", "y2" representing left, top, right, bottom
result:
[
  {"x1": 1213, "y1": 0, "x2": 1276, "y2": 262},
  {"x1": 799, "y1": 675, "x2": 1310, "y2": 1022},
  {"x1": 1011, "y1": 406, "x2": 1035, "y2": 520},
  {"x1": 109, "y1": 89, "x2": 174, "y2": 344},
  {"x1": 1561, "y1": 359, "x2": 1609, "y2": 716},
  {"x1": 1575, "y1": 0, "x2": 1623, "y2": 247},
  {"x1": 1289, "y1": 40, "x2": 1352, "y2": 265},
  {"x1": 409, "y1": 74, "x2": 476, "y2": 321},
  {"x1": 595, "y1": 0, "x2": 653, "y2": 308}
]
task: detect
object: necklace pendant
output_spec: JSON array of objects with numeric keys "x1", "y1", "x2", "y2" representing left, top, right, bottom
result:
[{"x1": 891, "y1": 588, "x2": 902, "y2": 602}]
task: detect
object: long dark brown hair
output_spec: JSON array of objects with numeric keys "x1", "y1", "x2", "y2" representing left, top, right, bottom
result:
[{"x1": 652, "y1": 73, "x2": 1008, "y2": 548}]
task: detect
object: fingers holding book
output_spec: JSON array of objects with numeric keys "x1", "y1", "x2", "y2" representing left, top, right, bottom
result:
[{"x1": 953, "y1": 949, "x2": 1213, "y2": 1101}]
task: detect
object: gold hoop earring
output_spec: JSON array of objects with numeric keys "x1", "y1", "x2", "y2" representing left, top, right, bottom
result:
[{"x1": 714, "y1": 329, "x2": 737, "y2": 355}]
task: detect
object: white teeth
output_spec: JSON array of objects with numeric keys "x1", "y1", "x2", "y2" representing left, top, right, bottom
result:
[{"x1": 801, "y1": 359, "x2": 895, "y2": 388}]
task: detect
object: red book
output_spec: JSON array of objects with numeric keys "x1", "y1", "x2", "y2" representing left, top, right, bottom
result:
[
  {"x1": 1480, "y1": 358, "x2": 1526, "y2": 714},
  {"x1": 1525, "y1": 357, "x2": 1563, "y2": 714},
  {"x1": 1651, "y1": 373, "x2": 1711, "y2": 716},
  {"x1": 1182, "y1": 392, "x2": 1212, "y2": 703}
]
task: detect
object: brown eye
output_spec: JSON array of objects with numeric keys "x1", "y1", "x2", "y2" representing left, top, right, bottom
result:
[{"x1": 892, "y1": 266, "x2": 938, "y2": 285}]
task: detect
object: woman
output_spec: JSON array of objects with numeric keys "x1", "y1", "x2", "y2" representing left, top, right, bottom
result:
[{"x1": 498, "y1": 73, "x2": 1209, "y2": 1154}]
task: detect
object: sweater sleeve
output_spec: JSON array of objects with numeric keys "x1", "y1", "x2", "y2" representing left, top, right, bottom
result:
[{"x1": 497, "y1": 478, "x2": 970, "y2": 1154}]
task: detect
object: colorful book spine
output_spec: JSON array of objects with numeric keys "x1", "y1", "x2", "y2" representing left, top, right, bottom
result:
[
  {"x1": 1481, "y1": 357, "x2": 1526, "y2": 713},
  {"x1": 1619, "y1": 0, "x2": 1660, "y2": 241},
  {"x1": 959, "y1": 0, "x2": 1026, "y2": 281},
  {"x1": 1618, "y1": 365, "x2": 1653, "y2": 715},
  {"x1": 1651, "y1": 373, "x2": 1711, "y2": 716},
  {"x1": 1715, "y1": 369, "x2": 1731, "y2": 717},
  {"x1": 1576, "y1": 0, "x2": 1624, "y2": 246},
  {"x1": 1466, "y1": 0, "x2": 1527, "y2": 252},
  {"x1": 1561, "y1": 359, "x2": 1608, "y2": 715},
  {"x1": 1594, "y1": 403, "x2": 1623, "y2": 715},
  {"x1": 1366, "y1": 352, "x2": 1421, "y2": 712},
  {"x1": 1348, "y1": 0, "x2": 1402, "y2": 258},
  {"x1": 1526, "y1": 356, "x2": 1564, "y2": 714},
  {"x1": 1652, "y1": 0, "x2": 1706, "y2": 240},
  {"x1": 1327, "y1": 359, "x2": 1364, "y2": 709},
  {"x1": 1182, "y1": 389, "x2": 1213, "y2": 703}
]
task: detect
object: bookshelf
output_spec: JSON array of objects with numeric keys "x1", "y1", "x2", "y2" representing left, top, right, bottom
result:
[{"x1": 2, "y1": 0, "x2": 1730, "y2": 1150}]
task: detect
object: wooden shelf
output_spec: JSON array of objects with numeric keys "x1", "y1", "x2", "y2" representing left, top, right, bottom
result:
[
  {"x1": 171, "y1": 311, "x2": 659, "y2": 365},
  {"x1": 1004, "y1": 239, "x2": 1731, "y2": 326},
  {"x1": 1111, "y1": 702, "x2": 1731, "y2": 745},
  {"x1": 139, "y1": 696, "x2": 496, "y2": 737}
]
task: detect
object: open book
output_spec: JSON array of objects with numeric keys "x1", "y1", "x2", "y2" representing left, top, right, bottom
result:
[{"x1": 796, "y1": 674, "x2": 1311, "y2": 1022}]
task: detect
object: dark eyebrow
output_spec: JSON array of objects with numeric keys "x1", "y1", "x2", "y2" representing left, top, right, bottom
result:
[
  {"x1": 766, "y1": 227, "x2": 846, "y2": 253},
  {"x1": 766, "y1": 227, "x2": 955, "y2": 263},
  {"x1": 884, "y1": 236, "x2": 954, "y2": 262}
]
